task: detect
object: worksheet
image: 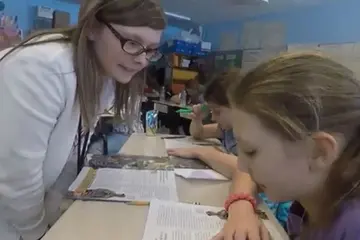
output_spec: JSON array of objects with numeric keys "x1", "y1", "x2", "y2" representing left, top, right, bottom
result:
[
  {"x1": 68, "y1": 167, "x2": 178, "y2": 202},
  {"x1": 173, "y1": 169, "x2": 228, "y2": 181},
  {"x1": 142, "y1": 200, "x2": 286, "y2": 240},
  {"x1": 142, "y1": 200, "x2": 225, "y2": 240}
]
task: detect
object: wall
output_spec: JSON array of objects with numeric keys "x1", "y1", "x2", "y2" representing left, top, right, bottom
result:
[
  {"x1": 204, "y1": 0, "x2": 360, "y2": 50},
  {"x1": 1, "y1": 0, "x2": 197, "y2": 40},
  {"x1": 203, "y1": 21, "x2": 243, "y2": 50},
  {"x1": 2, "y1": 0, "x2": 79, "y2": 34}
]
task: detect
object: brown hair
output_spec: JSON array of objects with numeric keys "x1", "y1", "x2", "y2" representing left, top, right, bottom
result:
[
  {"x1": 1, "y1": 0, "x2": 166, "y2": 127},
  {"x1": 204, "y1": 69, "x2": 242, "y2": 106},
  {"x1": 228, "y1": 52, "x2": 360, "y2": 228}
]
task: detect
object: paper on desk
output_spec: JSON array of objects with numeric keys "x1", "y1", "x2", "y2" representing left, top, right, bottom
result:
[
  {"x1": 174, "y1": 168, "x2": 228, "y2": 181},
  {"x1": 164, "y1": 138, "x2": 220, "y2": 149},
  {"x1": 68, "y1": 167, "x2": 178, "y2": 202},
  {"x1": 142, "y1": 200, "x2": 225, "y2": 240},
  {"x1": 164, "y1": 138, "x2": 196, "y2": 149}
]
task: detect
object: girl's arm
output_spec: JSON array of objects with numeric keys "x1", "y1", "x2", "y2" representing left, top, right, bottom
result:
[
  {"x1": 0, "y1": 56, "x2": 63, "y2": 239},
  {"x1": 196, "y1": 147, "x2": 237, "y2": 178},
  {"x1": 190, "y1": 123, "x2": 222, "y2": 140}
]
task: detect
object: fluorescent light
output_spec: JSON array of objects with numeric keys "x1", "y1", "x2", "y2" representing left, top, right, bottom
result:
[{"x1": 165, "y1": 11, "x2": 191, "y2": 21}]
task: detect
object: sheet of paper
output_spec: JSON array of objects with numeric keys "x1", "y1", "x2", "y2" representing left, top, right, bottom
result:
[
  {"x1": 260, "y1": 22, "x2": 285, "y2": 49},
  {"x1": 164, "y1": 138, "x2": 220, "y2": 150},
  {"x1": 174, "y1": 168, "x2": 228, "y2": 181},
  {"x1": 69, "y1": 167, "x2": 178, "y2": 202},
  {"x1": 219, "y1": 31, "x2": 238, "y2": 51},
  {"x1": 240, "y1": 21, "x2": 262, "y2": 49},
  {"x1": 164, "y1": 138, "x2": 197, "y2": 149},
  {"x1": 142, "y1": 200, "x2": 225, "y2": 240}
]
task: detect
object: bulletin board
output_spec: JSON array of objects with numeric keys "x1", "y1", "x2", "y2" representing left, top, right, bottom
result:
[{"x1": 0, "y1": 1, "x2": 22, "y2": 51}]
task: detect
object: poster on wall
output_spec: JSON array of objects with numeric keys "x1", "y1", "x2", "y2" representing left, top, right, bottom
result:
[
  {"x1": 0, "y1": 1, "x2": 23, "y2": 50},
  {"x1": 240, "y1": 21, "x2": 285, "y2": 50}
]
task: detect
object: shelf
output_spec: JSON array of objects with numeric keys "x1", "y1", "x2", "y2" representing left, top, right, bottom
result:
[
  {"x1": 171, "y1": 66, "x2": 198, "y2": 71},
  {"x1": 172, "y1": 68, "x2": 198, "y2": 81}
]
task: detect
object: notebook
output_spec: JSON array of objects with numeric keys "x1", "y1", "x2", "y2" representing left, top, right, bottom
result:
[{"x1": 67, "y1": 167, "x2": 178, "y2": 202}]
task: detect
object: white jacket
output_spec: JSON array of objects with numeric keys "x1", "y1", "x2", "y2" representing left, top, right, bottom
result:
[{"x1": 0, "y1": 40, "x2": 114, "y2": 240}]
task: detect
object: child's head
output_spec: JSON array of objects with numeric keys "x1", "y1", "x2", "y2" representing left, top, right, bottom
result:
[
  {"x1": 204, "y1": 71, "x2": 239, "y2": 130},
  {"x1": 228, "y1": 53, "x2": 360, "y2": 220}
]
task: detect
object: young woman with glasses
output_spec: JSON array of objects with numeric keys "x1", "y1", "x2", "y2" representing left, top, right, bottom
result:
[{"x1": 0, "y1": 0, "x2": 166, "y2": 239}]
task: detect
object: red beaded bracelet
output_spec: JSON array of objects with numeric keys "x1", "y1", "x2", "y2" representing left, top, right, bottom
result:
[{"x1": 224, "y1": 193, "x2": 257, "y2": 212}]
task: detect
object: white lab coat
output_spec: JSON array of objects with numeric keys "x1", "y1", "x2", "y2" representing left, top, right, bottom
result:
[{"x1": 0, "y1": 38, "x2": 114, "y2": 240}]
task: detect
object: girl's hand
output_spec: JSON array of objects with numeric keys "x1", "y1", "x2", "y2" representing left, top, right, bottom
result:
[
  {"x1": 188, "y1": 104, "x2": 206, "y2": 121},
  {"x1": 212, "y1": 201, "x2": 270, "y2": 240},
  {"x1": 167, "y1": 147, "x2": 202, "y2": 159}
]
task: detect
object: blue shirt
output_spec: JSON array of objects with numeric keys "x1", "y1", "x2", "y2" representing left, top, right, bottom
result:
[{"x1": 220, "y1": 128, "x2": 237, "y2": 155}]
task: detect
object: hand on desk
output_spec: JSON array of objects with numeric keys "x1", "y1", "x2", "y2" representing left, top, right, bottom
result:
[
  {"x1": 167, "y1": 147, "x2": 206, "y2": 159},
  {"x1": 212, "y1": 201, "x2": 270, "y2": 240}
]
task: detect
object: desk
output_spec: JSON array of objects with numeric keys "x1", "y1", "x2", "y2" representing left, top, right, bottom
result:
[{"x1": 43, "y1": 134, "x2": 288, "y2": 240}]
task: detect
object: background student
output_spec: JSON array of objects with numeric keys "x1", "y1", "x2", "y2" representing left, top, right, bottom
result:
[
  {"x1": 167, "y1": 72, "x2": 238, "y2": 177},
  {"x1": 225, "y1": 53, "x2": 360, "y2": 239},
  {"x1": 0, "y1": 0, "x2": 166, "y2": 239}
]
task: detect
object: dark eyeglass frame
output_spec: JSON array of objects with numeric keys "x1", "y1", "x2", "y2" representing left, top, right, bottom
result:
[{"x1": 103, "y1": 22, "x2": 163, "y2": 62}]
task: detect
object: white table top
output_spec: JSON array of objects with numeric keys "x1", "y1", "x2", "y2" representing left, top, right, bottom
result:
[{"x1": 43, "y1": 133, "x2": 288, "y2": 240}]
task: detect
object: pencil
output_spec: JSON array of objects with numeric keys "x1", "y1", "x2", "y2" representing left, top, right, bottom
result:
[{"x1": 125, "y1": 201, "x2": 150, "y2": 206}]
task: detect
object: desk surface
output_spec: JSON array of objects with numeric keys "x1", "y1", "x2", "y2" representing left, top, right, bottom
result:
[{"x1": 43, "y1": 134, "x2": 288, "y2": 240}]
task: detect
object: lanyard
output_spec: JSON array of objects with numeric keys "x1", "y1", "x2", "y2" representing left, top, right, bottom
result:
[{"x1": 77, "y1": 117, "x2": 90, "y2": 174}]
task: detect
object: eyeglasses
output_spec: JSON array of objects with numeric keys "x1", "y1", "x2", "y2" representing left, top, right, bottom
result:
[{"x1": 104, "y1": 22, "x2": 163, "y2": 62}]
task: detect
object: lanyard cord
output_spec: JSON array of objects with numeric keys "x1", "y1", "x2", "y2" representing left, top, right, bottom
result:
[{"x1": 77, "y1": 117, "x2": 90, "y2": 174}]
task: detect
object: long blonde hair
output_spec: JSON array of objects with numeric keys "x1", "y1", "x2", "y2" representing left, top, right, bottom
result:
[
  {"x1": 228, "y1": 53, "x2": 360, "y2": 227},
  {"x1": 1, "y1": 0, "x2": 166, "y2": 127}
]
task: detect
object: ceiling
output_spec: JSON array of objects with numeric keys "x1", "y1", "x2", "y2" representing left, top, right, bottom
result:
[
  {"x1": 58, "y1": 0, "x2": 324, "y2": 24},
  {"x1": 161, "y1": 0, "x2": 324, "y2": 23}
]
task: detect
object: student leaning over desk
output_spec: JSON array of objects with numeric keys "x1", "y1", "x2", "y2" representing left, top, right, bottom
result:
[
  {"x1": 167, "y1": 71, "x2": 291, "y2": 239},
  {"x1": 224, "y1": 53, "x2": 360, "y2": 239},
  {"x1": 0, "y1": 0, "x2": 166, "y2": 239}
]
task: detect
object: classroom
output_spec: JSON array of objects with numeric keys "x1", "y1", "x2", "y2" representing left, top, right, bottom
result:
[{"x1": 1, "y1": 0, "x2": 360, "y2": 239}]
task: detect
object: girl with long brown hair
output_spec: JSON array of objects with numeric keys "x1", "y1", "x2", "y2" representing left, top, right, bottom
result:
[
  {"x1": 225, "y1": 52, "x2": 360, "y2": 239},
  {"x1": 0, "y1": 0, "x2": 166, "y2": 239}
]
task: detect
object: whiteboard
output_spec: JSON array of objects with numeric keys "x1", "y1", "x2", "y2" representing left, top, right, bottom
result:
[{"x1": 318, "y1": 43, "x2": 356, "y2": 60}]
